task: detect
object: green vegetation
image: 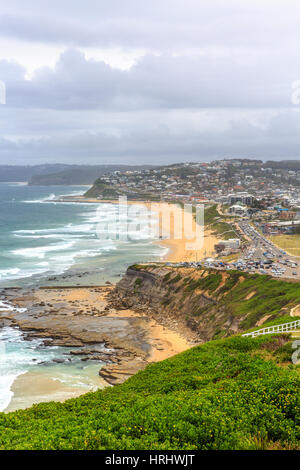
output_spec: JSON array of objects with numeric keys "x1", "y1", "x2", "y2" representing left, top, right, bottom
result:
[
  {"x1": 85, "y1": 180, "x2": 121, "y2": 199},
  {"x1": 184, "y1": 273, "x2": 222, "y2": 294},
  {"x1": 204, "y1": 204, "x2": 220, "y2": 224},
  {"x1": 130, "y1": 264, "x2": 144, "y2": 271},
  {"x1": 190, "y1": 268, "x2": 300, "y2": 327},
  {"x1": 163, "y1": 272, "x2": 172, "y2": 282},
  {"x1": 193, "y1": 269, "x2": 300, "y2": 329},
  {"x1": 204, "y1": 205, "x2": 236, "y2": 240},
  {"x1": 163, "y1": 273, "x2": 182, "y2": 284},
  {"x1": 0, "y1": 335, "x2": 298, "y2": 450},
  {"x1": 170, "y1": 274, "x2": 182, "y2": 284},
  {"x1": 85, "y1": 179, "x2": 161, "y2": 201},
  {"x1": 221, "y1": 272, "x2": 300, "y2": 329},
  {"x1": 217, "y1": 271, "x2": 241, "y2": 295}
]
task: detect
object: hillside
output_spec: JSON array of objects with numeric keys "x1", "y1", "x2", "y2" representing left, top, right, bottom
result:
[
  {"x1": 29, "y1": 165, "x2": 154, "y2": 186},
  {"x1": 0, "y1": 164, "x2": 153, "y2": 185},
  {"x1": 0, "y1": 164, "x2": 70, "y2": 182},
  {"x1": 84, "y1": 177, "x2": 161, "y2": 201},
  {"x1": 264, "y1": 160, "x2": 300, "y2": 171},
  {"x1": 0, "y1": 334, "x2": 298, "y2": 450},
  {"x1": 84, "y1": 179, "x2": 122, "y2": 199},
  {"x1": 204, "y1": 204, "x2": 237, "y2": 240},
  {"x1": 112, "y1": 265, "x2": 300, "y2": 341}
]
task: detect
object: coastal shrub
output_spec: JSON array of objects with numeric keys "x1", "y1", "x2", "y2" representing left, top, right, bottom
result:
[
  {"x1": 131, "y1": 264, "x2": 143, "y2": 271},
  {"x1": 204, "y1": 205, "x2": 236, "y2": 239},
  {"x1": 215, "y1": 272, "x2": 300, "y2": 327},
  {"x1": 192, "y1": 304, "x2": 211, "y2": 317},
  {"x1": 217, "y1": 273, "x2": 241, "y2": 295},
  {"x1": 167, "y1": 274, "x2": 182, "y2": 284},
  {"x1": 0, "y1": 335, "x2": 299, "y2": 450},
  {"x1": 185, "y1": 274, "x2": 222, "y2": 293},
  {"x1": 161, "y1": 297, "x2": 171, "y2": 306},
  {"x1": 212, "y1": 330, "x2": 227, "y2": 340},
  {"x1": 163, "y1": 272, "x2": 172, "y2": 282}
]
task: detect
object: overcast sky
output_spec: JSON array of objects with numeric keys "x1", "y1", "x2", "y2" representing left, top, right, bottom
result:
[{"x1": 1, "y1": 0, "x2": 300, "y2": 165}]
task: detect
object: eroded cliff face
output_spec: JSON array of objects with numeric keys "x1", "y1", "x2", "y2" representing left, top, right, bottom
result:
[
  {"x1": 110, "y1": 265, "x2": 242, "y2": 342},
  {"x1": 111, "y1": 264, "x2": 300, "y2": 342}
]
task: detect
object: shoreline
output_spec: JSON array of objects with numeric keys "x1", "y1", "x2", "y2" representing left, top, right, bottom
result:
[
  {"x1": 56, "y1": 195, "x2": 219, "y2": 264},
  {"x1": 0, "y1": 195, "x2": 217, "y2": 412},
  {"x1": 1, "y1": 285, "x2": 191, "y2": 412}
]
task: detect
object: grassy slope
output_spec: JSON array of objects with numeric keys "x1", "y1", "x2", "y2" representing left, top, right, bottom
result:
[
  {"x1": 84, "y1": 180, "x2": 160, "y2": 201},
  {"x1": 204, "y1": 205, "x2": 237, "y2": 240},
  {"x1": 0, "y1": 335, "x2": 299, "y2": 450},
  {"x1": 205, "y1": 271, "x2": 300, "y2": 330},
  {"x1": 84, "y1": 180, "x2": 120, "y2": 199}
]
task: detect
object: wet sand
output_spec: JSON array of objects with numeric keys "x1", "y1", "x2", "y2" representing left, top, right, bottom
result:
[
  {"x1": 106, "y1": 309, "x2": 190, "y2": 362},
  {"x1": 5, "y1": 364, "x2": 107, "y2": 413}
]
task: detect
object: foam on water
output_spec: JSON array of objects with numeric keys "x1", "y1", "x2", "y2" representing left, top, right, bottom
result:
[
  {"x1": 0, "y1": 185, "x2": 165, "y2": 287},
  {"x1": 0, "y1": 327, "x2": 106, "y2": 411},
  {"x1": 0, "y1": 327, "x2": 60, "y2": 411},
  {"x1": 0, "y1": 301, "x2": 27, "y2": 313},
  {"x1": 12, "y1": 241, "x2": 76, "y2": 259},
  {"x1": 23, "y1": 193, "x2": 57, "y2": 204},
  {"x1": 22, "y1": 190, "x2": 89, "y2": 204}
]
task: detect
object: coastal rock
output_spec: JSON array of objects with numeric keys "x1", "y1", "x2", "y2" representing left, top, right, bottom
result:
[{"x1": 99, "y1": 358, "x2": 148, "y2": 385}]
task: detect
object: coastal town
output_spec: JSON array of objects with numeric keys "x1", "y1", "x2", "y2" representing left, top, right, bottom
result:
[
  {"x1": 83, "y1": 159, "x2": 300, "y2": 280},
  {"x1": 88, "y1": 159, "x2": 300, "y2": 209}
]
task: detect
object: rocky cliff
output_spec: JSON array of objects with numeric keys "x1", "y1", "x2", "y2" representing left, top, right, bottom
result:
[{"x1": 111, "y1": 264, "x2": 300, "y2": 341}]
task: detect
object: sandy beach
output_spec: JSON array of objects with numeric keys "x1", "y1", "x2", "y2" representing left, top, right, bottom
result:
[
  {"x1": 57, "y1": 196, "x2": 219, "y2": 263},
  {"x1": 154, "y1": 203, "x2": 219, "y2": 262},
  {"x1": 106, "y1": 308, "x2": 190, "y2": 362}
]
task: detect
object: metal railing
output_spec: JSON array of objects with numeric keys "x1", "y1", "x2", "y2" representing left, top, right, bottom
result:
[{"x1": 242, "y1": 319, "x2": 300, "y2": 338}]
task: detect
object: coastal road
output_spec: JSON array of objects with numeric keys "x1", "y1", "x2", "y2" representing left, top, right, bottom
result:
[{"x1": 237, "y1": 220, "x2": 300, "y2": 280}]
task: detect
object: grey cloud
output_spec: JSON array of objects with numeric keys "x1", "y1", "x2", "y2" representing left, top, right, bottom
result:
[
  {"x1": 0, "y1": 1, "x2": 300, "y2": 51},
  {"x1": 1, "y1": 108, "x2": 300, "y2": 165},
  {"x1": 0, "y1": 49, "x2": 298, "y2": 110},
  {"x1": 1, "y1": 0, "x2": 300, "y2": 165}
]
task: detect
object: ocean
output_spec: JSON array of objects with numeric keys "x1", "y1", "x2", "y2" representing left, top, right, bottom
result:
[
  {"x1": 0, "y1": 183, "x2": 166, "y2": 287},
  {"x1": 0, "y1": 182, "x2": 166, "y2": 411},
  {"x1": 0, "y1": 326, "x2": 107, "y2": 412}
]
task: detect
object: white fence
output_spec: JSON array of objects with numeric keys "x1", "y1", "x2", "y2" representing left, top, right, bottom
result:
[{"x1": 242, "y1": 319, "x2": 300, "y2": 338}]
